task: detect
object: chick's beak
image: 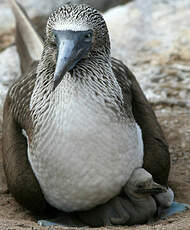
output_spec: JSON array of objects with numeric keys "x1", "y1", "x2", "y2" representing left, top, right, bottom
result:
[{"x1": 137, "y1": 182, "x2": 167, "y2": 194}]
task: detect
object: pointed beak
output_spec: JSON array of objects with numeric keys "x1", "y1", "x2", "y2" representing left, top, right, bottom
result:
[
  {"x1": 53, "y1": 39, "x2": 76, "y2": 90},
  {"x1": 137, "y1": 182, "x2": 167, "y2": 194},
  {"x1": 52, "y1": 29, "x2": 93, "y2": 90}
]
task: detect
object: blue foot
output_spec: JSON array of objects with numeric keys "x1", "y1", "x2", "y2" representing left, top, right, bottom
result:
[
  {"x1": 160, "y1": 201, "x2": 190, "y2": 219},
  {"x1": 38, "y1": 220, "x2": 60, "y2": 227}
]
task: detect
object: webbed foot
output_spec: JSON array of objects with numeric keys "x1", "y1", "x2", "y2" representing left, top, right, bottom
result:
[{"x1": 160, "y1": 201, "x2": 190, "y2": 219}]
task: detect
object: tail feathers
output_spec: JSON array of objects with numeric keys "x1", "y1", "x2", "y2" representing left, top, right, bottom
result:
[{"x1": 8, "y1": 0, "x2": 43, "y2": 73}]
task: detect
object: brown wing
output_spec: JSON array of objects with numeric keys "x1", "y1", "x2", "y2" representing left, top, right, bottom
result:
[
  {"x1": 8, "y1": 0, "x2": 43, "y2": 73},
  {"x1": 111, "y1": 58, "x2": 170, "y2": 186},
  {"x1": 2, "y1": 62, "x2": 50, "y2": 214}
]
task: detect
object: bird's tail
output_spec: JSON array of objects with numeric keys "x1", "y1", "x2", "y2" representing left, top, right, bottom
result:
[{"x1": 8, "y1": 0, "x2": 43, "y2": 73}]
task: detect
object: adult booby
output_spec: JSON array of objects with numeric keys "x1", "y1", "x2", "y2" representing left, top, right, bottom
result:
[{"x1": 3, "y1": 0, "x2": 173, "y2": 226}]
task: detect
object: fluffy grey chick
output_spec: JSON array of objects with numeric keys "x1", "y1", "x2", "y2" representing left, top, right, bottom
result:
[
  {"x1": 117, "y1": 168, "x2": 167, "y2": 226},
  {"x1": 78, "y1": 168, "x2": 166, "y2": 226}
]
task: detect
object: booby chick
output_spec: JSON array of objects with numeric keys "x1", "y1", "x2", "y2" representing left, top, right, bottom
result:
[
  {"x1": 4, "y1": 0, "x2": 176, "y2": 226},
  {"x1": 122, "y1": 168, "x2": 167, "y2": 225},
  {"x1": 77, "y1": 168, "x2": 166, "y2": 226}
]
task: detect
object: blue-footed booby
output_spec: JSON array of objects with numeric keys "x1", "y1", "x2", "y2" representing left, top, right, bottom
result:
[{"x1": 2, "y1": 0, "x2": 180, "y2": 226}]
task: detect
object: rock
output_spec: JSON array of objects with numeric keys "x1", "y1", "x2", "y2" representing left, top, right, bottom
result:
[
  {"x1": 104, "y1": 0, "x2": 190, "y2": 110},
  {"x1": 0, "y1": 46, "x2": 20, "y2": 129},
  {"x1": 0, "y1": 0, "x2": 131, "y2": 35},
  {"x1": 0, "y1": 31, "x2": 14, "y2": 52}
]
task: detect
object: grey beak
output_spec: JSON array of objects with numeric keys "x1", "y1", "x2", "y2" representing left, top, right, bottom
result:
[
  {"x1": 52, "y1": 29, "x2": 93, "y2": 90},
  {"x1": 53, "y1": 39, "x2": 76, "y2": 90}
]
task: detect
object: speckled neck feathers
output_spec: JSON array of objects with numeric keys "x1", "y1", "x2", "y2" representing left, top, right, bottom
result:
[{"x1": 31, "y1": 57, "x2": 127, "y2": 124}]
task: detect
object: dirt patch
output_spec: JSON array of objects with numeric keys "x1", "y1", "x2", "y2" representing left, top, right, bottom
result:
[
  {"x1": 0, "y1": 112, "x2": 190, "y2": 230},
  {"x1": 0, "y1": 31, "x2": 14, "y2": 52}
]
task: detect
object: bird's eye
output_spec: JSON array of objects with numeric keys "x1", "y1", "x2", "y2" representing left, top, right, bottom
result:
[
  {"x1": 85, "y1": 33, "x2": 91, "y2": 38},
  {"x1": 54, "y1": 34, "x2": 58, "y2": 42},
  {"x1": 84, "y1": 32, "x2": 92, "y2": 41}
]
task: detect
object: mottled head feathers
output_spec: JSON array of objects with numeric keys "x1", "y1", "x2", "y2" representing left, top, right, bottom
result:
[
  {"x1": 46, "y1": 4, "x2": 110, "y2": 52},
  {"x1": 129, "y1": 168, "x2": 153, "y2": 186}
]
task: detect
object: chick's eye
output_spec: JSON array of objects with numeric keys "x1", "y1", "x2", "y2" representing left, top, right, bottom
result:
[{"x1": 137, "y1": 184, "x2": 143, "y2": 189}]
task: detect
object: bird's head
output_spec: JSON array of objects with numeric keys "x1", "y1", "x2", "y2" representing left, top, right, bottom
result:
[
  {"x1": 125, "y1": 168, "x2": 167, "y2": 199},
  {"x1": 43, "y1": 4, "x2": 110, "y2": 89}
]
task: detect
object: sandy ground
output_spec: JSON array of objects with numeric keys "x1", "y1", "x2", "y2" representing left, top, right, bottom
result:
[{"x1": 0, "y1": 111, "x2": 190, "y2": 230}]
